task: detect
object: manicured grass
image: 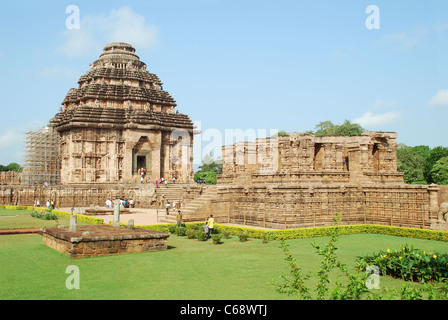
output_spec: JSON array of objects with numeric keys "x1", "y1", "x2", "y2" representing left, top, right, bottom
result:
[
  {"x1": 0, "y1": 208, "x2": 33, "y2": 216},
  {"x1": 0, "y1": 208, "x2": 86, "y2": 229},
  {"x1": 1, "y1": 232, "x2": 447, "y2": 300}
]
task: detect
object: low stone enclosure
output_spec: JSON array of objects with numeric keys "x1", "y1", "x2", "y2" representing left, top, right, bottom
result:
[
  {"x1": 41, "y1": 224, "x2": 170, "y2": 258},
  {"x1": 3, "y1": 131, "x2": 448, "y2": 231}
]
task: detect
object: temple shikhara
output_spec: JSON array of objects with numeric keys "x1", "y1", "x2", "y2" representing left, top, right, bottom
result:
[
  {"x1": 1, "y1": 42, "x2": 447, "y2": 231},
  {"x1": 49, "y1": 42, "x2": 194, "y2": 185}
]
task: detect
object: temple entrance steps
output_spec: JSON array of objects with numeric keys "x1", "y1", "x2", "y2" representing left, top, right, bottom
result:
[
  {"x1": 161, "y1": 185, "x2": 219, "y2": 223},
  {"x1": 153, "y1": 184, "x2": 185, "y2": 202}
]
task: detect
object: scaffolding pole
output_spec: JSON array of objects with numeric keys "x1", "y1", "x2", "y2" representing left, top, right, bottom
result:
[{"x1": 21, "y1": 126, "x2": 61, "y2": 186}]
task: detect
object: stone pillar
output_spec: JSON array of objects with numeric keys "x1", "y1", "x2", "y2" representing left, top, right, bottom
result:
[
  {"x1": 428, "y1": 184, "x2": 440, "y2": 222},
  {"x1": 113, "y1": 199, "x2": 121, "y2": 227},
  {"x1": 69, "y1": 215, "x2": 77, "y2": 232}
]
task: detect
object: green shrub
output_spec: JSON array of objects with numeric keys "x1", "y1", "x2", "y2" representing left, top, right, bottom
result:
[
  {"x1": 186, "y1": 229, "x2": 197, "y2": 239},
  {"x1": 222, "y1": 229, "x2": 232, "y2": 239},
  {"x1": 357, "y1": 244, "x2": 448, "y2": 283},
  {"x1": 129, "y1": 220, "x2": 448, "y2": 243},
  {"x1": 211, "y1": 234, "x2": 223, "y2": 244},
  {"x1": 238, "y1": 233, "x2": 249, "y2": 242},
  {"x1": 175, "y1": 227, "x2": 187, "y2": 236},
  {"x1": 168, "y1": 225, "x2": 176, "y2": 234},
  {"x1": 197, "y1": 231, "x2": 208, "y2": 241},
  {"x1": 30, "y1": 210, "x2": 58, "y2": 220}
]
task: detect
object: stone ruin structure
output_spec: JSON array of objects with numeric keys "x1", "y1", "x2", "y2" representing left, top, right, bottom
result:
[
  {"x1": 176, "y1": 132, "x2": 448, "y2": 231},
  {"x1": 0, "y1": 41, "x2": 447, "y2": 232},
  {"x1": 49, "y1": 42, "x2": 194, "y2": 185},
  {"x1": 219, "y1": 131, "x2": 404, "y2": 185}
]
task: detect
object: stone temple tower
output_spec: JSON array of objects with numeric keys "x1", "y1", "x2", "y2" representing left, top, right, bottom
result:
[{"x1": 49, "y1": 42, "x2": 194, "y2": 184}]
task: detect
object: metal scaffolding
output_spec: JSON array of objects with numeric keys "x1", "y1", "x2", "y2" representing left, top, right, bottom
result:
[{"x1": 21, "y1": 126, "x2": 61, "y2": 186}]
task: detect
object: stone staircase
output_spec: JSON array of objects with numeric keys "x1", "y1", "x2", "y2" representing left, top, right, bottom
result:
[
  {"x1": 153, "y1": 183, "x2": 186, "y2": 202},
  {"x1": 161, "y1": 185, "x2": 219, "y2": 223}
]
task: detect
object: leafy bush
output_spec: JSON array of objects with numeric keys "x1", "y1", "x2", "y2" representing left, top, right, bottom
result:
[
  {"x1": 175, "y1": 227, "x2": 187, "y2": 236},
  {"x1": 136, "y1": 221, "x2": 448, "y2": 243},
  {"x1": 197, "y1": 231, "x2": 208, "y2": 241},
  {"x1": 211, "y1": 234, "x2": 223, "y2": 244},
  {"x1": 221, "y1": 229, "x2": 232, "y2": 239},
  {"x1": 357, "y1": 245, "x2": 448, "y2": 283},
  {"x1": 168, "y1": 225, "x2": 176, "y2": 234},
  {"x1": 238, "y1": 233, "x2": 249, "y2": 242},
  {"x1": 186, "y1": 229, "x2": 197, "y2": 239},
  {"x1": 30, "y1": 210, "x2": 58, "y2": 220}
]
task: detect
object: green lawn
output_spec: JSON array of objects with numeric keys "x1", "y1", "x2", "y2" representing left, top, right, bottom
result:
[
  {"x1": 0, "y1": 208, "x2": 85, "y2": 229},
  {"x1": 1, "y1": 231, "x2": 447, "y2": 300}
]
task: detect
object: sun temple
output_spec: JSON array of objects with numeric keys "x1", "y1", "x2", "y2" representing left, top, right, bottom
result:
[
  {"x1": 0, "y1": 42, "x2": 447, "y2": 232},
  {"x1": 49, "y1": 42, "x2": 194, "y2": 185}
]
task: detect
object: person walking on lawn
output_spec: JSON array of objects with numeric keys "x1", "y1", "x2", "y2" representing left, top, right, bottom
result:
[{"x1": 207, "y1": 214, "x2": 215, "y2": 237}]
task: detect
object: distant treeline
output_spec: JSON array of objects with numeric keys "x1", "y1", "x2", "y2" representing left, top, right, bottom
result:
[
  {"x1": 0, "y1": 163, "x2": 22, "y2": 173},
  {"x1": 397, "y1": 144, "x2": 448, "y2": 185}
]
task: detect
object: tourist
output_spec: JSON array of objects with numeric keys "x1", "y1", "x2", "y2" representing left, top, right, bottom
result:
[
  {"x1": 129, "y1": 199, "x2": 134, "y2": 208},
  {"x1": 203, "y1": 222, "x2": 209, "y2": 238},
  {"x1": 156, "y1": 180, "x2": 159, "y2": 188},
  {"x1": 164, "y1": 180, "x2": 168, "y2": 188},
  {"x1": 36, "y1": 199, "x2": 40, "y2": 207},
  {"x1": 166, "y1": 202, "x2": 171, "y2": 215},
  {"x1": 173, "y1": 177, "x2": 176, "y2": 184},
  {"x1": 176, "y1": 210, "x2": 182, "y2": 227},
  {"x1": 207, "y1": 214, "x2": 215, "y2": 236}
]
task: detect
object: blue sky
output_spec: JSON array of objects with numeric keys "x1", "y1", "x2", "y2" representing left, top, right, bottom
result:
[{"x1": 0, "y1": 0, "x2": 447, "y2": 166}]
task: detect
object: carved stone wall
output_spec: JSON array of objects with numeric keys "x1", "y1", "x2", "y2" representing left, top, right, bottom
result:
[
  {"x1": 219, "y1": 131, "x2": 403, "y2": 185},
  {"x1": 212, "y1": 184, "x2": 433, "y2": 230}
]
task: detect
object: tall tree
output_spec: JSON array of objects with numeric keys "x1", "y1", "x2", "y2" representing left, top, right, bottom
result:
[
  {"x1": 396, "y1": 144, "x2": 427, "y2": 184},
  {"x1": 430, "y1": 156, "x2": 448, "y2": 185},
  {"x1": 425, "y1": 146, "x2": 448, "y2": 184},
  {"x1": 314, "y1": 120, "x2": 365, "y2": 137}
]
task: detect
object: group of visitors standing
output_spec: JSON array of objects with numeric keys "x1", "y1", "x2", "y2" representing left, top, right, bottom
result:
[
  {"x1": 33, "y1": 199, "x2": 57, "y2": 209},
  {"x1": 174, "y1": 211, "x2": 215, "y2": 239},
  {"x1": 137, "y1": 168, "x2": 177, "y2": 187},
  {"x1": 203, "y1": 214, "x2": 214, "y2": 239}
]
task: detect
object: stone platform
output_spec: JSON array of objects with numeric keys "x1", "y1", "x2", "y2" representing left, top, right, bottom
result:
[
  {"x1": 41, "y1": 224, "x2": 169, "y2": 258},
  {"x1": 84, "y1": 208, "x2": 130, "y2": 215}
]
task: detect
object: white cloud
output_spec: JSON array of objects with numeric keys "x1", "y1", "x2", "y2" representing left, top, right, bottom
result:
[
  {"x1": 57, "y1": 6, "x2": 159, "y2": 58},
  {"x1": 353, "y1": 111, "x2": 401, "y2": 127},
  {"x1": 372, "y1": 99, "x2": 398, "y2": 109},
  {"x1": 0, "y1": 128, "x2": 22, "y2": 151},
  {"x1": 0, "y1": 121, "x2": 46, "y2": 165},
  {"x1": 39, "y1": 67, "x2": 78, "y2": 80},
  {"x1": 376, "y1": 27, "x2": 426, "y2": 49},
  {"x1": 429, "y1": 89, "x2": 448, "y2": 107},
  {"x1": 330, "y1": 47, "x2": 354, "y2": 59},
  {"x1": 0, "y1": 128, "x2": 25, "y2": 165}
]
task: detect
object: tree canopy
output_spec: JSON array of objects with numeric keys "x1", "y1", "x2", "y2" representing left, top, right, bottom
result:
[
  {"x1": 194, "y1": 154, "x2": 222, "y2": 185},
  {"x1": 314, "y1": 120, "x2": 365, "y2": 137},
  {"x1": 397, "y1": 144, "x2": 448, "y2": 185},
  {"x1": 0, "y1": 163, "x2": 22, "y2": 172}
]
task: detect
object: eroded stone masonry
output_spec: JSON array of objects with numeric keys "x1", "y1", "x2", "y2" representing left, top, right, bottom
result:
[{"x1": 1, "y1": 42, "x2": 447, "y2": 231}]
